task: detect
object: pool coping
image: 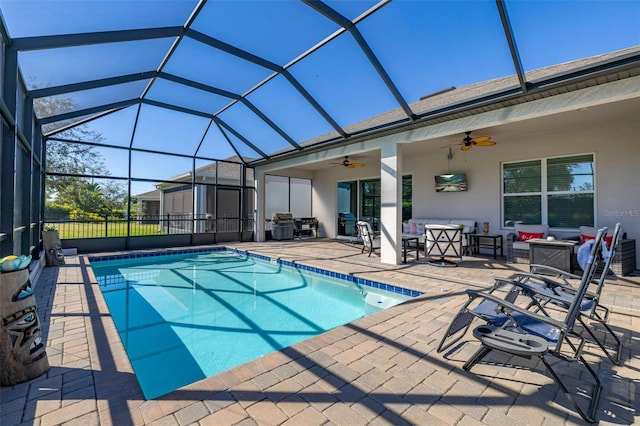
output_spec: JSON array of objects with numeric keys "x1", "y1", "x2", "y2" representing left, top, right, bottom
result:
[
  {"x1": 88, "y1": 246, "x2": 424, "y2": 298},
  {"x1": 5, "y1": 240, "x2": 638, "y2": 425},
  {"x1": 87, "y1": 246, "x2": 423, "y2": 400}
]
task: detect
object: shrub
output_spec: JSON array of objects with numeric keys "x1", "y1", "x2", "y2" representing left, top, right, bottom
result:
[{"x1": 45, "y1": 203, "x2": 72, "y2": 220}]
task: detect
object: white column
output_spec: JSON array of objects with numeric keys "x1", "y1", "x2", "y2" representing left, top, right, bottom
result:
[
  {"x1": 255, "y1": 170, "x2": 266, "y2": 242},
  {"x1": 380, "y1": 143, "x2": 402, "y2": 265}
]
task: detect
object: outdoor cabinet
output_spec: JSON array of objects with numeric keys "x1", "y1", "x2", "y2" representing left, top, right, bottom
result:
[{"x1": 0, "y1": 268, "x2": 49, "y2": 385}]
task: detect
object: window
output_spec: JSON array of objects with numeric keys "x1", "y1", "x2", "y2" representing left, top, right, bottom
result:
[
  {"x1": 402, "y1": 175, "x2": 412, "y2": 222},
  {"x1": 290, "y1": 178, "x2": 312, "y2": 217},
  {"x1": 360, "y1": 179, "x2": 381, "y2": 230},
  {"x1": 503, "y1": 154, "x2": 594, "y2": 228},
  {"x1": 265, "y1": 175, "x2": 289, "y2": 219},
  {"x1": 265, "y1": 175, "x2": 312, "y2": 219},
  {"x1": 355, "y1": 176, "x2": 412, "y2": 231}
]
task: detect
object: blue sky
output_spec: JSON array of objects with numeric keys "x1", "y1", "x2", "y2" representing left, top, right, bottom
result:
[{"x1": 1, "y1": 0, "x2": 639, "y2": 195}]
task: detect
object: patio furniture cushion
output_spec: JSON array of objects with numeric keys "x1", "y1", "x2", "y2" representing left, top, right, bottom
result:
[
  {"x1": 404, "y1": 218, "x2": 476, "y2": 245},
  {"x1": 515, "y1": 224, "x2": 549, "y2": 239},
  {"x1": 580, "y1": 226, "x2": 614, "y2": 246},
  {"x1": 425, "y1": 224, "x2": 463, "y2": 266},
  {"x1": 506, "y1": 224, "x2": 550, "y2": 263},
  {"x1": 518, "y1": 231, "x2": 544, "y2": 241}
]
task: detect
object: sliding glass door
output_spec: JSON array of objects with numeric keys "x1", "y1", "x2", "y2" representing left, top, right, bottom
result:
[
  {"x1": 337, "y1": 176, "x2": 412, "y2": 236},
  {"x1": 337, "y1": 181, "x2": 357, "y2": 237}
]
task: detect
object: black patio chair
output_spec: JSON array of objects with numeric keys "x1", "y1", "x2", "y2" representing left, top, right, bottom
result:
[
  {"x1": 437, "y1": 227, "x2": 607, "y2": 423},
  {"x1": 501, "y1": 223, "x2": 623, "y2": 365}
]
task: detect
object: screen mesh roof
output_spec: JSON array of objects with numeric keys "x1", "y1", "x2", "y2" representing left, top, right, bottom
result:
[{"x1": 2, "y1": 0, "x2": 639, "y2": 165}]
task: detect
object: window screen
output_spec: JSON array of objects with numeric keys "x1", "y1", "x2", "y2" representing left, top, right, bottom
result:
[{"x1": 502, "y1": 155, "x2": 594, "y2": 228}]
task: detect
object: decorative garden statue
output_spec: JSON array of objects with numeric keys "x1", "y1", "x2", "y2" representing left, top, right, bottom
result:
[
  {"x1": 0, "y1": 259, "x2": 49, "y2": 385},
  {"x1": 43, "y1": 227, "x2": 64, "y2": 266}
]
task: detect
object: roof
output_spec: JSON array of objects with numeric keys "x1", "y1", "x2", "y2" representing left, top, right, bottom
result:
[
  {"x1": 135, "y1": 189, "x2": 161, "y2": 200},
  {"x1": 2, "y1": 0, "x2": 639, "y2": 168}
]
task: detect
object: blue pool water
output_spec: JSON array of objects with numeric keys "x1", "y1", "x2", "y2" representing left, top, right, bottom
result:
[{"x1": 90, "y1": 249, "x2": 419, "y2": 399}]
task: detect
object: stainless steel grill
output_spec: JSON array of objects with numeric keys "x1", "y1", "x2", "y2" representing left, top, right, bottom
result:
[{"x1": 272, "y1": 213, "x2": 294, "y2": 240}]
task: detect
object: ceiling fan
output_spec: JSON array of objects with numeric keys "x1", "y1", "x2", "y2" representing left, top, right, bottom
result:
[
  {"x1": 443, "y1": 131, "x2": 496, "y2": 151},
  {"x1": 330, "y1": 156, "x2": 365, "y2": 169}
]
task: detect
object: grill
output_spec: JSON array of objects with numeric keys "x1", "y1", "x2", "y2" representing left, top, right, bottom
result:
[
  {"x1": 294, "y1": 217, "x2": 319, "y2": 238},
  {"x1": 271, "y1": 212, "x2": 294, "y2": 240}
]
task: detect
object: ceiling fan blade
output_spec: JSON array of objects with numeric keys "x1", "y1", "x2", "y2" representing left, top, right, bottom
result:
[
  {"x1": 470, "y1": 136, "x2": 491, "y2": 143},
  {"x1": 350, "y1": 162, "x2": 365, "y2": 167},
  {"x1": 460, "y1": 144, "x2": 473, "y2": 151},
  {"x1": 475, "y1": 140, "x2": 496, "y2": 146}
]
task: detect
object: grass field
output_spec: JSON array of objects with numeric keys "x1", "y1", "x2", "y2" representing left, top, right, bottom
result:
[{"x1": 46, "y1": 222, "x2": 166, "y2": 239}]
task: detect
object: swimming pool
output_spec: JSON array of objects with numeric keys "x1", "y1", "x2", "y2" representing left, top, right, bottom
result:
[{"x1": 90, "y1": 248, "x2": 421, "y2": 399}]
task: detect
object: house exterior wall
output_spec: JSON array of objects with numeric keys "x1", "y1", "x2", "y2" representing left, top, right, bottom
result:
[
  {"x1": 312, "y1": 161, "x2": 381, "y2": 238},
  {"x1": 254, "y1": 76, "x2": 639, "y2": 265},
  {"x1": 407, "y1": 113, "x2": 639, "y2": 240},
  {"x1": 309, "y1": 108, "x2": 639, "y2": 264}
]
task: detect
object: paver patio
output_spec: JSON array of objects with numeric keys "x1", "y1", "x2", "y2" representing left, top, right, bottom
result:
[{"x1": 1, "y1": 239, "x2": 639, "y2": 425}]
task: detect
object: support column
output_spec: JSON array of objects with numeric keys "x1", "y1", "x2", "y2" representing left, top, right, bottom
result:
[
  {"x1": 21, "y1": 97, "x2": 34, "y2": 256},
  {"x1": 380, "y1": 143, "x2": 402, "y2": 265},
  {"x1": 1, "y1": 47, "x2": 18, "y2": 257},
  {"x1": 255, "y1": 170, "x2": 265, "y2": 242}
]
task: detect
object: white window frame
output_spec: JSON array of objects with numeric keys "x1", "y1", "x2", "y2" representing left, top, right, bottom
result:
[{"x1": 501, "y1": 153, "x2": 596, "y2": 231}]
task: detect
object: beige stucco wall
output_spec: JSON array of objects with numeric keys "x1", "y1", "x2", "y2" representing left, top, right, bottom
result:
[
  {"x1": 306, "y1": 105, "x2": 639, "y2": 264},
  {"x1": 257, "y1": 78, "x2": 640, "y2": 265},
  {"x1": 406, "y1": 111, "x2": 639, "y2": 239}
]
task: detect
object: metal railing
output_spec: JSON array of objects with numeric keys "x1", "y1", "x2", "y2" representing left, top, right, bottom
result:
[{"x1": 44, "y1": 215, "x2": 254, "y2": 239}]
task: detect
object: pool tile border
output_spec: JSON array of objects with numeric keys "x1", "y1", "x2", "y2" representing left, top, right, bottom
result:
[{"x1": 88, "y1": 246, "x2": 423, "y2": 298}]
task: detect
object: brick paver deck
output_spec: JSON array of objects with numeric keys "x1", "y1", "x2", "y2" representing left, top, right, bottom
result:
[{"x1": 2, "y1": 239, "x2": 639, "y2": 425}]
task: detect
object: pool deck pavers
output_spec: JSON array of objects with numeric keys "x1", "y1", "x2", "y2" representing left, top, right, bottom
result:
[{"x1": 2, "y1": 238, "x2": 639, "y2": 425}]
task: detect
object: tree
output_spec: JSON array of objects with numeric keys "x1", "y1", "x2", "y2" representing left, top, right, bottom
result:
[{"x1": 31, "y1": 81, "x2": 128, "y2": 216}]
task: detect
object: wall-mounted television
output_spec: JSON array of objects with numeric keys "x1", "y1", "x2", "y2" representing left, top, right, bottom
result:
[{"x1": 435, "y1": 173, "x2": 467, "y2": 192}]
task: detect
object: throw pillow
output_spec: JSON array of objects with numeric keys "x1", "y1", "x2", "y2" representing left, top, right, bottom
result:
[
  {"x1": 581, "y1": 234, "x2": 594, "y2": 244},
  {"x1": 519, "y1": 231, "x2": 543, "y2": 242},
  {"x1": 581, "y1": 234, "x2": 614, "y2": 246},
  {"x1": 409, "y1": 222, "x2": 417, "y2": 234}
]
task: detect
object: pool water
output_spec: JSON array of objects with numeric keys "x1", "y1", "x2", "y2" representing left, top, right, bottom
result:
[{"x1": 90, "y1": 250, "x2": 416, "y2": 399}]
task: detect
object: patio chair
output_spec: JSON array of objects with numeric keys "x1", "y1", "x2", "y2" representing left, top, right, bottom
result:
[
  {"x1": 356, "y1": 221, "x2": 380, "y2": 256},
  {"x1": 424, "y1": 224, "x2": 463, "y2": 266},
  {"x1": 437, "y1": 228, "x2": 607, "y2": 423},
  {"x1": 501, "y1": 223, "x2": 623, "y2": 365}
]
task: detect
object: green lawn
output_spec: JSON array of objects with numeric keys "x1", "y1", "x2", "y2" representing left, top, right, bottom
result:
[{"x1": 46, "y1": 222, "x2": 165, "y2": 239}]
